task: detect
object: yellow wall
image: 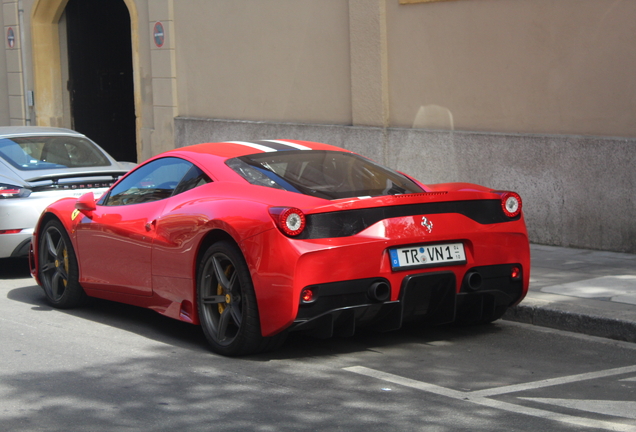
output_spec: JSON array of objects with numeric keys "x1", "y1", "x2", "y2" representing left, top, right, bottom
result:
[
  {"x1": 173, "y1": 0, "x2": 352, "y2": 125},
  {"x1": 10, "y1": 0, "x2": 636, "y2": 144},
  {"x1": 386, "y1": 0, "x2": 636, "y2": 137},
  {"x1": 0, "y1": 7, "x2": 10, "y2": 125}
]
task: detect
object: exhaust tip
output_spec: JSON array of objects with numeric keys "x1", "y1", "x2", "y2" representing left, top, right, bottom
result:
[
  {"x1": 464, "y1": 271, "x2": 483, "y2": 291},
  {"x1": 368, "y1": 281, "x2": 390, "y2": 302}
]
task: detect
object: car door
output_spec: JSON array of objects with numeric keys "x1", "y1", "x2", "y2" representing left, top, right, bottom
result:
[
  {"x1": 151, "y1": 163, "x2": 213, "y2": 280},
  {"x1": 75, "y1": 157, "x2": 194, "y2": 295}
]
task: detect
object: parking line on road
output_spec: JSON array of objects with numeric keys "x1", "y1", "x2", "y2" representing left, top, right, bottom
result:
[
  {"x1": 519, "y1": 398, "x2": 636, "y2": 420},
  {"x1": 468, "y1": 364, "x2": 636, "y2": 397},
  {"x1": 344, "y1": 366, "x2": 464, "y2": 399},
  {"x1": 344, "y1": 366, "x2": 636, "y2": 432}
]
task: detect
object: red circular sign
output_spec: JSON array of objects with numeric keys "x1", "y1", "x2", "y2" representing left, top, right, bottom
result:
[
  {"x1": 7, "y1": 27, "x2": 15, "y2": 49},
  {"x1": 153, "y1": 22, "x2": 165, "y2": 48}
]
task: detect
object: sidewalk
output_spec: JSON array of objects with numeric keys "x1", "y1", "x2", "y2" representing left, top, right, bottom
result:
[{"x1": 503, "y1": 244, "x2": 636, "y2": 343}]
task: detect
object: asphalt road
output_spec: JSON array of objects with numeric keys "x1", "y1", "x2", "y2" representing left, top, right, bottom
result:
[{"x1": 2, "y1": 258, "x2": 635, "y2": 432}]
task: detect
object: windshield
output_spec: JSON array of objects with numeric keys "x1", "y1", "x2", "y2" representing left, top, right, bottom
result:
[
  {"x1": 0, "y1": 135, "x2": 111, "y2": 171},
  {"x1": 226, "y1": 150, "x2": 424, "y2": 200}
]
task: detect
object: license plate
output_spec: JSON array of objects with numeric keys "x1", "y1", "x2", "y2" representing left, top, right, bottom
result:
[{"x1": 389, "y1": 242, "x2": 466, "y2": 270}]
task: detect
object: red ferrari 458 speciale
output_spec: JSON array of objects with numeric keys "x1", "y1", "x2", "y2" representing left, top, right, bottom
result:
[{"x1": 31, "y1": 139, "x2": 530, "y2": 356}]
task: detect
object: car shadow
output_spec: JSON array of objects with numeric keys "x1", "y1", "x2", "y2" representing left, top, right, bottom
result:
[
  {"x1": 7, "y1": 283, "x2": 506, "y2": 361},
  {"x1": 0, "y1": 257, "x2": 31, "y2": 279},
  {"x1": 7, "y1": 284, "x2": 211, "y2": 352},
  {"x1": 257, "y1": 320, "x2": 506, "y2": 361}
]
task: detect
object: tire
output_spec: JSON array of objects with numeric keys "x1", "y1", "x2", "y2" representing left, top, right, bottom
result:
[
  {"x1": 197, "y1": 241, "x2": 286, "y2": 356},
  {"x1": 38, "y1": 219, "x2": 86, "y2": 308}
]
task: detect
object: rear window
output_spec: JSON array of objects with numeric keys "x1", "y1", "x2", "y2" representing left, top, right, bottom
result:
[
  {"x1": 0, "y1": 135, "x2": 111, "y2": 171},
  {"x1": 226, "y1": 150, "x2": 424, "y2": 200}
]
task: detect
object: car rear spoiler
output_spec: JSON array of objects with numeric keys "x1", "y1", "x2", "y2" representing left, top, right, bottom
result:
[{"x1": 25, "y1": 170, "x2": 129, "y2": 183}]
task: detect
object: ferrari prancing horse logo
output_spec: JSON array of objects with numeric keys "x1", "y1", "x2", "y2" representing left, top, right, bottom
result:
[{"x1": 421, "y1": 216, "x2": 433, "y2": 233}]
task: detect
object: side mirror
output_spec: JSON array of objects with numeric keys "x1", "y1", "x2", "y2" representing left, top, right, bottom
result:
[{"x1": 75, "y1": 192, "x2": 96, "y2": 212}]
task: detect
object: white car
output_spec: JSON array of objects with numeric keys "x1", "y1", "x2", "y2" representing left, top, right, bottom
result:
[{"x1": 0, "y1": 126, "x2": 135, "y2": 258}]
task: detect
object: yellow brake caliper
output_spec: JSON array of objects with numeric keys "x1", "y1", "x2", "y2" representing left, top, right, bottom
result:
[
  {"x1": 63, "y1": 248, "x2": 69, "y2": 286},
  {"x1": 217, "y1": 265, "x2": 234, "y2": 314}
]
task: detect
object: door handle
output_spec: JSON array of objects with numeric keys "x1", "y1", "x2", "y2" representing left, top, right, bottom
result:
[{"x1": 145, "y1": 220, "x2": 157, "y2": 231}]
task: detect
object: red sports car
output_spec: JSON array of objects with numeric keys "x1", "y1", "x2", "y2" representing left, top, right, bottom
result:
[{"x1": 30, "y1": 140, "x2": 530, "y2": 356}]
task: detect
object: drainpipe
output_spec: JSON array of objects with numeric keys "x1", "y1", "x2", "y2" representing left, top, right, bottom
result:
[{"x1": 18, "y1": 0, "x2": 31, "y2": 125}]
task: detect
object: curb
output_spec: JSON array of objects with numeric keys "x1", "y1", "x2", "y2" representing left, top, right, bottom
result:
[{"x1": 503, "y1": 304, "x2": 636, "y2": 344}]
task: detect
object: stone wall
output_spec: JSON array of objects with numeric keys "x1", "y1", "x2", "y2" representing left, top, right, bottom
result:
[{"x1": 175, "y1": 117, "x2": 636, "y2": 254}]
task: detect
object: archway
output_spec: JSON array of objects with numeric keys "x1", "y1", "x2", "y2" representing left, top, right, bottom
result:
[{"x1": 31, "y1": 0, "x2": 141, "y2": 162}]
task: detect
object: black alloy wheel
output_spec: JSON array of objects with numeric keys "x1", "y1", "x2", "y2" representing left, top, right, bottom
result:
[
  {"x1": 197, "y1": 241, "x2": 285, "y2": 356},
  {"x1": 39, "y1": 219, "x2": 86, "y2": 308}
]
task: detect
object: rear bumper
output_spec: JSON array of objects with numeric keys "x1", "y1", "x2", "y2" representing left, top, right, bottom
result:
[
  {"x1": 290, "y1": 265, "x2": 524, "y2": 337},
  {"x1": 0, "y1": 230, "x2": 32, "y2": 258},
  {"x1": 243, "y1": 212, "x2": 530, "y2": 337}
]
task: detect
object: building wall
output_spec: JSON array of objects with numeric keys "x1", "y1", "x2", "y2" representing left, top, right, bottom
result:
[
  {"x1": 0, "y1": 4, "x2": 10, "y2": 125},
  {"x1": 169, "y1": 0, "x2": 636, "y2": 253},
  {"x1": 173, "y1": 0, "x2": 352, "y2": 125},
  {"x1": 1, "y1": 0, "x2": 33, "y2": 126},
  {"x1": 386, "y1": 0, "x2": 636, "y2": 137},
  {"x1": 0, "y1": 0, "x2": 633, "y2": 252},
  {"x1": 175, "y1": 118, "x2": 636, "y2": 254}
]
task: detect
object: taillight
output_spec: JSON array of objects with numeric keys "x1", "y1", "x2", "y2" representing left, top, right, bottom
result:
[
  {"x1": 511, "y1": 266, "x2": 521, "y2": 279},
  {"x1": 269, "y1": 207, "x2": 306, "y2": 236},
  {"x1": 0, "y1": 229, "x2": 23, "y2": 234},
  {"x1": 0, "y1": 184, "x2": 31, "y2": 198},
  {"x1": 500, "y1": 192, "x2": 522, "y2": 218},
  {"x1": 300, "y1": 287, "x2": 316, "y2": 304}
]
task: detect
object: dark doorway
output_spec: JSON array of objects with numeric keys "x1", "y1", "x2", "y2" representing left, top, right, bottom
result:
[{"x1": 65, "y1": 0, "x2": 137, "y2": 162}]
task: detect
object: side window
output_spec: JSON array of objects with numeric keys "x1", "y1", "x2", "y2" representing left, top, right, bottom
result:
[
  {"x1": 102, "y1": 157, "x2": 193, "y2": 206},
  {"x1": 173, "y1": 164, "x2": 212, "y2": 195}
]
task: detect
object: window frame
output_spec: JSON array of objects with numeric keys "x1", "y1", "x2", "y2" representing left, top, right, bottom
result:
[{"x1": 99, "y1": 157, "x2": 211, "y2": 206}]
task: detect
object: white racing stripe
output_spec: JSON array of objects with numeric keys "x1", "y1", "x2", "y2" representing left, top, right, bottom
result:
[
  {"x1": 261, "y1": 140, "x2": 312, "y2": 150},
  {"x1": 225, "y1": 141, "x2": 277, "y2": 152}
]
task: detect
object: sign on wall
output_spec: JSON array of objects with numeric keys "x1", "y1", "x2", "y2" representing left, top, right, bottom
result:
[
  {"x1": 7, "y1": 27, "x2": 15, "y2": 49},
  {"x1": 153, "y1": 22, "x2": 165, "y2": 48}
]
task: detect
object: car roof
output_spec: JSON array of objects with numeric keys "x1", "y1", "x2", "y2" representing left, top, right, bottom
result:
[
  {"x1": 166, "y1": 139, "x2": 352, "y2": 160},
  {"x1": 0, "y1": 126, "x2": 85, "y2": 138}
]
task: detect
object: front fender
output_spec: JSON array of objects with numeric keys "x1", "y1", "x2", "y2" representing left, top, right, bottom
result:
[{"x1": 31, "y1": 198, "x2": 84, "y2": 284}]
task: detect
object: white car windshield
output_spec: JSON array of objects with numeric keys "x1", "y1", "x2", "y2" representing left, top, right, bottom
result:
[{"x1": 0, "y1": 135, "x2": 111, "y2": 171}]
